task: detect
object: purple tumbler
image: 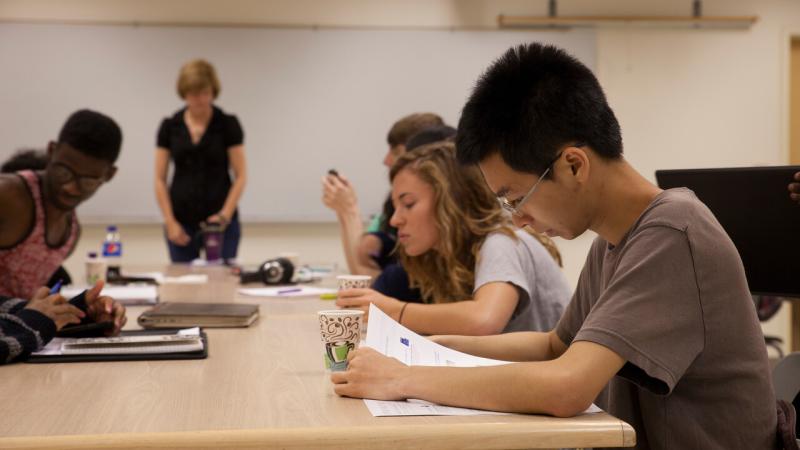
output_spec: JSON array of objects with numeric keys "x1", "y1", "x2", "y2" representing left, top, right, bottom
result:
[{"x1": 201, "y1": 222, "x2": 225, "y2": 263}]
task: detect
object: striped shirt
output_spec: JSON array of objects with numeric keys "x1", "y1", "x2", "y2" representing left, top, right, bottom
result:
[{"x1": 0, "y1": 296, "x2": 56, "y2": 364}]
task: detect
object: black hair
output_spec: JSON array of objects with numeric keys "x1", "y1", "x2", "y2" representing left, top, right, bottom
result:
[
  {"x1": 58, "y1": 109, "x2": 123, "y2": 163},
  {"x1": 405, "y1": 125, "x2": 457, "y2": 152},
  {"x1": 456, "y1": 43, "x2": 622, "y2": 175},
  {"x1": 1, "y1": 149, "x2": 49, "y2": 173}
]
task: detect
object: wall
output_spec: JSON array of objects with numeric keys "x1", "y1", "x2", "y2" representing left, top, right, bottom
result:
[{"x1": 0, "y1": 0, "x2": 794, "y2": 354}]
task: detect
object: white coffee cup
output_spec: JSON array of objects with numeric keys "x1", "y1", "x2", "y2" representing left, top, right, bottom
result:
[{"x1": 336, "y1": 275, "x2": 372, "y2": 291}]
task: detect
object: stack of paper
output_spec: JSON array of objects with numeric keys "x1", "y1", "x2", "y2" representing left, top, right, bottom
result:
[
  {"x1": 62, "y1": 285, "x2": 158, "y2": 305},
  {"x1": 363, "y1": 304, "x2": 602, "y2": 417},
  {"x1": 238, "y1": 285, "x2": 336, "y2": 298},
  {"x1": 127, "y1": 272, "x2": 209, "y2": 284},
  {"x1": 34, "y1": 327, "x2": 203, "y2": 356}
]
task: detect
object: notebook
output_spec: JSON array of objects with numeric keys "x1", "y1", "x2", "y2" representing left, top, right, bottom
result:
[
  {"x1": 28, "y1": 328, "x2": 207, "y2": 363},
  {"x1": 138, "y1": 302, "x2": 259, "y2": 328}
]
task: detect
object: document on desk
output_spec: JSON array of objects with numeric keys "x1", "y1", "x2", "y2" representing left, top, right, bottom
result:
[
  {"x1": 33, "y1": 327, "x2": 203, "y2": 356},
  {"x1": 128, "y1": 272, "x2": 209, "y2": 285},
  {"x1": 238, "y1": 285, "x2": 336, "y2": 298},
  {"x1": 363, "y1": 304, "x2": 602, "y2": 417},
  {"x1": 61, "y1": 285, "x2": 158, "y2": 305}
]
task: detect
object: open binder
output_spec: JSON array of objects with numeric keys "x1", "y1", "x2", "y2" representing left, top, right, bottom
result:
[{"x1": 27, "y1": 328, "x2": 208, "y2": 363}]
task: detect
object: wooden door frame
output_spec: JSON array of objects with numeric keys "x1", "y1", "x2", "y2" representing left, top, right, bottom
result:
[{"x1": 782, "y1": 30, "x2": 800, "y2": 352}]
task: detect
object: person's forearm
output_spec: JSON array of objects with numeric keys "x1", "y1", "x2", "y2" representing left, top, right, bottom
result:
[
  {"x1": 337, "y1": 209, "x2": 379, "y2": 277},
  {"x1": 0, "y1": 310, "x2": 55, "y2": 364},
  {"x1": 400, "y1": 360, "x2": 580, "y2": 417},
  {"x1": 0, "y1": 296, "x2": 27, "y2": 315},
  {"x1": 154, "y1": 178, "x2": 178, "y2": 224},
  {"x1": 401, "y1": 301, "x2": 513, "y2": 336},
  {"x1": 220, "y1": 175, "x2": 246, "y2": 220},
  {"x1": 436, "y1": 331, "x2": 556, "y2": 362}
]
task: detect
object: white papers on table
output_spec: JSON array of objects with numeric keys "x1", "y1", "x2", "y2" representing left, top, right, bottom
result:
[
  {"x1": 365, "y1": 303, "x2": 507, "y2": 367},
  {"x1": 238, "y1": 285, "x2": 336, "y2": 298},
  {"x1": 61, "y1": 285, "x2": 158, "y2": 305},
  {"x1": 363, "y1": 304, "x2": 602, "y2": 417},
  {"x1": 127, "y1": 272, "x2": 209, "y2": 284},
  {"x1": 365, "y1": 399, "x2": 508, "y2": 417},
  {"x1": 32, "y1": 327, "x2": 203, "y2": 356}
]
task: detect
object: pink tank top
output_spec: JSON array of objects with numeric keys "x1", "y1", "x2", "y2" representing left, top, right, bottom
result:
[{"x1": 0, "y1": 171, "x2": 79, "y2": 299}]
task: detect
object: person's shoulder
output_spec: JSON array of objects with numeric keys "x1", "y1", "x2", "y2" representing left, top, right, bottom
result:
[
  {"x1": 637, "y1": 188, "x2": 712, "y2": 232},
  {"x1": 482, "y1": 229, "x2": 520, "y2": 251},
  {"x1": 0, "y1": 172, "x2": 28, "y2": 199},
  {"x1": 213, "y1": 105, "x2": 239, "y2": 123},
  {"x1": 160, "y1": 108, "x2": 184, "y2": 127},
  {"x1": 0, "y1": 173, "x2": 33, "y2": 226}
]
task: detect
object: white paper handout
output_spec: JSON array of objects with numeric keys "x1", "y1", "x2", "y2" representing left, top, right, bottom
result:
[
  {"x1": 127, "y1": 272, "x2": 209, "y2": 285},
  {"x1": 363, "y1": 304, "x2": 602, "y2": 417},
  {"x1": 238, "y1": 285, "x2": 336, "y2": 298},
  {"x1": 61, "y1": 285, "x2": 158, "y2": 305}
]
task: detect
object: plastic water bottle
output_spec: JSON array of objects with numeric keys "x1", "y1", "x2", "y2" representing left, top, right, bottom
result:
[{"x1": 102, "y1": 225, "x2": 122, "y2": 280}]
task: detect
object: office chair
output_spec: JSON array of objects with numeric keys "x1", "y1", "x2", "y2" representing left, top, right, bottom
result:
[
  {"x1": 756, "y1": 295, "x2": 785, "y2": 358},
  {"x1": 773, "y1": 352, "x2": 800, "y2": 448}
]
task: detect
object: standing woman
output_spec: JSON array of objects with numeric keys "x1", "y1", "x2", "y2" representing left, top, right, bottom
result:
[{"x1": 154, "y1": 59, "x2": 247, "y2": 263}]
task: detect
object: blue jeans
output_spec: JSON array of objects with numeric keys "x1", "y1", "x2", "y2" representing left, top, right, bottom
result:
[{"x1": 166, "y1": 214, "x2": 241, "y2": 263}]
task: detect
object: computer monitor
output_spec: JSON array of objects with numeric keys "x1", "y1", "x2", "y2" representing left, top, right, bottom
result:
[{"x1": 656, "y1": 166, "x2": 800, "y2": 298}]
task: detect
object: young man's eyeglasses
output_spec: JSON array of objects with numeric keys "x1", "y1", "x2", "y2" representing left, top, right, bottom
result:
[
  {"x1": 499, "y1": 153, "x2": 562, "y2": 217},
  {"x1": 49, "y1": 162, "x2": 106, "y2": 192}
]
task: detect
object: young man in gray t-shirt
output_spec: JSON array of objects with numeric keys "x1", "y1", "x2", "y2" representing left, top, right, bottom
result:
[{"x1": 330, "y1": 43, "x2": 778, "y2": 449}]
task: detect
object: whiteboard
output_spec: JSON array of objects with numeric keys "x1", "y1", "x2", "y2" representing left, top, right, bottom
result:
[{"x1": 0, "y1": 23, "x2": 595, "y2": 223}]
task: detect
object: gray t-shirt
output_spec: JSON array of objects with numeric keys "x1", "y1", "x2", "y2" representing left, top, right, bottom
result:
[
  {"x1": 556, "y1": 188, "x2": 776, "y2": 450},
  {"x1": 474, "y1": 229, "x2": 571, "y2": 333}
]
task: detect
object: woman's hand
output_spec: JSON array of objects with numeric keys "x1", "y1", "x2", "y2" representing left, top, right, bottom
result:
[
  {"x1": 24, "y1": 287, "x2": 84, "y2": 330},
  {"x1": 330, "y1": 347, "x2": 410, "y2": 400},
  {"x1": 166, "y1": 220, "x2": 191, "y2": 246},
  {"x1": 336, "y1": 288, "x2": 403, "y2": 321},
  {"x1": 206, "y1": 212, "x2": 229, "y2": 225}
]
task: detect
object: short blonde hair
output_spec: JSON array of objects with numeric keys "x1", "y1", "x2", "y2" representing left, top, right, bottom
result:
[{"x1": 176, "y1": 59, "x2": 220, "y2": 99}]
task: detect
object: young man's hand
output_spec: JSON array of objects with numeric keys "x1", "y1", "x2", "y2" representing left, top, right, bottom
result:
[
  {"x1": 322, "y1": 173, "x2": 358, "y2": 214},
  {"x1": 84, "y1": 281, "x2": 127, "y2": 335},
  {"x1": 24, "y1": 287, "x2": 84, "y2": 330},
  {"x1": 330, "y1": 347, "x2": 410, "y2": 400},
  {"x1": 789, "y1": 171, "x2": 800, "y2": 204}
]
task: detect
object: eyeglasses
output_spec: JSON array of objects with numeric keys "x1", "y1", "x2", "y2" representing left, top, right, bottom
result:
[
  {"x1": 49, "y1": 162, "x2": 106, "y2": 192},
  {"x1": 498, "y1": 153, "x2": 561, "y2": 217}
]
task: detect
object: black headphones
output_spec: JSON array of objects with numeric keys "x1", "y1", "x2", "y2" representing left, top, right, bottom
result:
[{"x1": 239, "y1": 257, "x2": 295, "y2": 285}]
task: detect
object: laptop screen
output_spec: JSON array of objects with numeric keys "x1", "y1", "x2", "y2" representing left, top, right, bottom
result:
[{"x1": 656, "y1": 166, "x2": 800, "y2": 298}]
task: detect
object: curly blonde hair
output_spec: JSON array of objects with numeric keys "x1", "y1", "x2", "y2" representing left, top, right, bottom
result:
[{"x1": 389, "y1": 142, "x2": 512, "y2": 302}]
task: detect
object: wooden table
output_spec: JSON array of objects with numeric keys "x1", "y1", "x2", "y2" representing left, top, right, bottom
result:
[{"x1": 0, "y1": 265, "x2": 635, "y2": 449}]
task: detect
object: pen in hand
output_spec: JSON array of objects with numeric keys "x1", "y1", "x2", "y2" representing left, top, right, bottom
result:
[{"x1": 49, "y1": 279, "x2": 64, "y2": 295}]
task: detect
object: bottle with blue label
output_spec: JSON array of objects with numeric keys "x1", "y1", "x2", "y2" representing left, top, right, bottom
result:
[{"x1": 102, "y1": 225, "x2": 122, "y2": 280}]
